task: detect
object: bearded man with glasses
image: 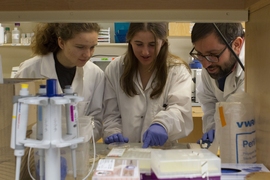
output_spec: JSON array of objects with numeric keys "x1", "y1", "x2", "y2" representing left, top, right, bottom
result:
[{"x1": 190, "y1": 23, "x2": 245, "y2": 145}]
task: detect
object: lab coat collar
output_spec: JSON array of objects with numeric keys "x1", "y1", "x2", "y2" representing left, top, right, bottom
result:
[
  {"x1": 40, "y1": 53, "x2": 62, "y2": 93},
  {"x1": 40, "y1": 53, "x2": 58, "y2": 79},
  {"x1": 72, "y1": 66, "x2": 84, "y2": 96},
  {"x1": 221, "y1": 41, "x2": 245, "y2": 97},
  {"x1": 133, "y1": 69, "x2": 157, "y2": 93},
  {"x1": 39, "y1": 52, "x2": 85, "y2": 94},
  {"x1": 223, "y1": 71, "x2": 237, "y2": 98},
  {"x1": 40, "y1": 52, "x2": 84, "y2": 77}
]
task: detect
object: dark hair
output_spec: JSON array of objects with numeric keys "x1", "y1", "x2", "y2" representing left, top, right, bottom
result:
[
  {"x1": 31, "y1": 23, "x2": 100, "y2": 55},
  {"x1": 191, "y1": 23, "x2": 244, "y2": 45},
  {"x1": 120, "y1": 22, "x2": 189, "y2": 99}
]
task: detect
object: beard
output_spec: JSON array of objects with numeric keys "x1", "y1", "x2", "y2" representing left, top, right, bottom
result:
[{"x1": 207, "y1": 53, "x2": 237, "y2": 80}]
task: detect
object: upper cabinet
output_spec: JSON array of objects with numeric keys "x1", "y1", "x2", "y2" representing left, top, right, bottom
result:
[
  {"x1": 0, "y1": 0, "x2": 248, "y2": 22},
  {"x1": 169, "y1": 22, "x2": 245, "y2": 37},
  {"x1": 168, "y1": 23, "x2": 193, "y2": 37}
]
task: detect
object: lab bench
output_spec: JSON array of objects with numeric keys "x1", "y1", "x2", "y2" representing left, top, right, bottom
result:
[
  {"x1": 65, "y1": 142, "x2": 190, "y2": 180},
  {"x1": 66, "y1": 142, "x2": 270, "y2": 180}
]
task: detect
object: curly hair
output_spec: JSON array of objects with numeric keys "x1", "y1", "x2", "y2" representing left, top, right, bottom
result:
[{"x1": 31, "y1": 23, "x2": 100, "y2": 56}]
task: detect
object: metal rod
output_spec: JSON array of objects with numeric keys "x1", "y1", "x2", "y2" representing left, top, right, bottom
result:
[{"x1": 212, "y1": 23, "x2": 245, "y2": 71}]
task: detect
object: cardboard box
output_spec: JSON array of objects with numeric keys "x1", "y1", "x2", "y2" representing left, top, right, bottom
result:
[{"x1": 0, "y1": 78, "x2": 46, "y2": 180}]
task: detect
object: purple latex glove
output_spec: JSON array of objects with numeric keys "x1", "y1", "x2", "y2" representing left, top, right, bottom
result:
[
  {"x1": 197, "y1": 129, "x2": 215, "y2": 144},
  {"x1": 142, "y1": 124, "x2": 168, "y2": 148},
  {"x1": 104, "y1": 133, "x2": 129, "y2": 144}
]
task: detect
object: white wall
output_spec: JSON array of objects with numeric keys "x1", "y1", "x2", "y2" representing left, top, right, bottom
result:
[
  {"x1": 168, "y1": 36, "x2": 193, "y2": 63},
  {"x1": 0, "y1": 46, "x2": 32, "y2": 78}
]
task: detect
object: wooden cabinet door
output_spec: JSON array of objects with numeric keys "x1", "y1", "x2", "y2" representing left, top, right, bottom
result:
[
  {"x1": 169, "y1": 22, "x2": 245, "y2": 37},
  {"x1": 169, "y1": 23, "x2": 194, "y2": 36},
  {"x1": 178, "y1": 106, "x2": 203, "y2": 143}
]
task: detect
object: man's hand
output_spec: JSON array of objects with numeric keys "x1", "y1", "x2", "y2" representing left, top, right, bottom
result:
[{"x1": 197, "y1": 129, "x2": 215, "y2": 144}]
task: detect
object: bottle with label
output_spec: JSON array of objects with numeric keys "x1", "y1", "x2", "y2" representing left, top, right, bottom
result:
[
  {"x1": 12, "y1": 23, "x2": 21, "y2": 45},
  {"x1": 14, "y1": 22, "x2": 20, "y2": 30},
  {"x1": 0, "y1": 23, "x2": 4, "y2": 45},
  {"x1": 4, "y1": 27, "x2": 12, "y2": 44}
]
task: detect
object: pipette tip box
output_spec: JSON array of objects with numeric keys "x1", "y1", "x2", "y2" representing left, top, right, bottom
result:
[{"x1": 150, "y1": 149, "x2": 221, "y2": 180}]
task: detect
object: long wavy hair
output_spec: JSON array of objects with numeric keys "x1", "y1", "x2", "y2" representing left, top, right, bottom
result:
[
  {"x1": 31, "y1": 23, "x2": 100, "y2": 56},
  {"x1": 120, "y1": 22, "x2": 190, "y2": 99}
]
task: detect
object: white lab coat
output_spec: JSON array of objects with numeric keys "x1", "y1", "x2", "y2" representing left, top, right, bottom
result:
[
  {"x1": 15, "y1": 52, "x2": 105, "y2": 141},
  {"x1": 197, "y1": 42, "x2": 245, "y2": 133},
  {"x1": 103, "y1": 55, "x2": 193, "y2": 143}
]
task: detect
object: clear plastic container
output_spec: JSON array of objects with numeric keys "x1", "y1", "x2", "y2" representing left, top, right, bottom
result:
[
  {"x1": 31, "y1": 116, "x2": 93, "y2": 179},
  {"x1": 151, "y1": 149, "x2": 221, "y2": 179},
  {"x1": 21, "y1": 33, "x2": 26, "y2": 45},
  {"x1": 106, "y1": 148, "x2": 152, "y2": 174},
  {"x1": 26, "y1": 33, "x2": 31, "y2": 45},
  {"x1": 92, "y1": 159, "x2": 140, "y2": 180},
  {"x1": 107, "y1": 142, "x2": 130, "y2": 150}
]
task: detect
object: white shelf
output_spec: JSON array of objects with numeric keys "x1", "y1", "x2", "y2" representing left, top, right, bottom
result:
[
  {"x1": 0, "y1": 43, "x2": 128, "y2": 47},
  {"x1": 97, "y1": 43, "x2": 127, "y2": 46},
  {"x1": 0, "y1": 43, "x2": 30, "y2": 47},
  {"x1": 192, "y1": 102, "x2": 201, "y2": 107}
]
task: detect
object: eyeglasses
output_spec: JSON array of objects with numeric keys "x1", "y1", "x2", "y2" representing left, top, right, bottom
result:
[{"x1": 189, "y1": 46, "x2": 228, "y2": 63}]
